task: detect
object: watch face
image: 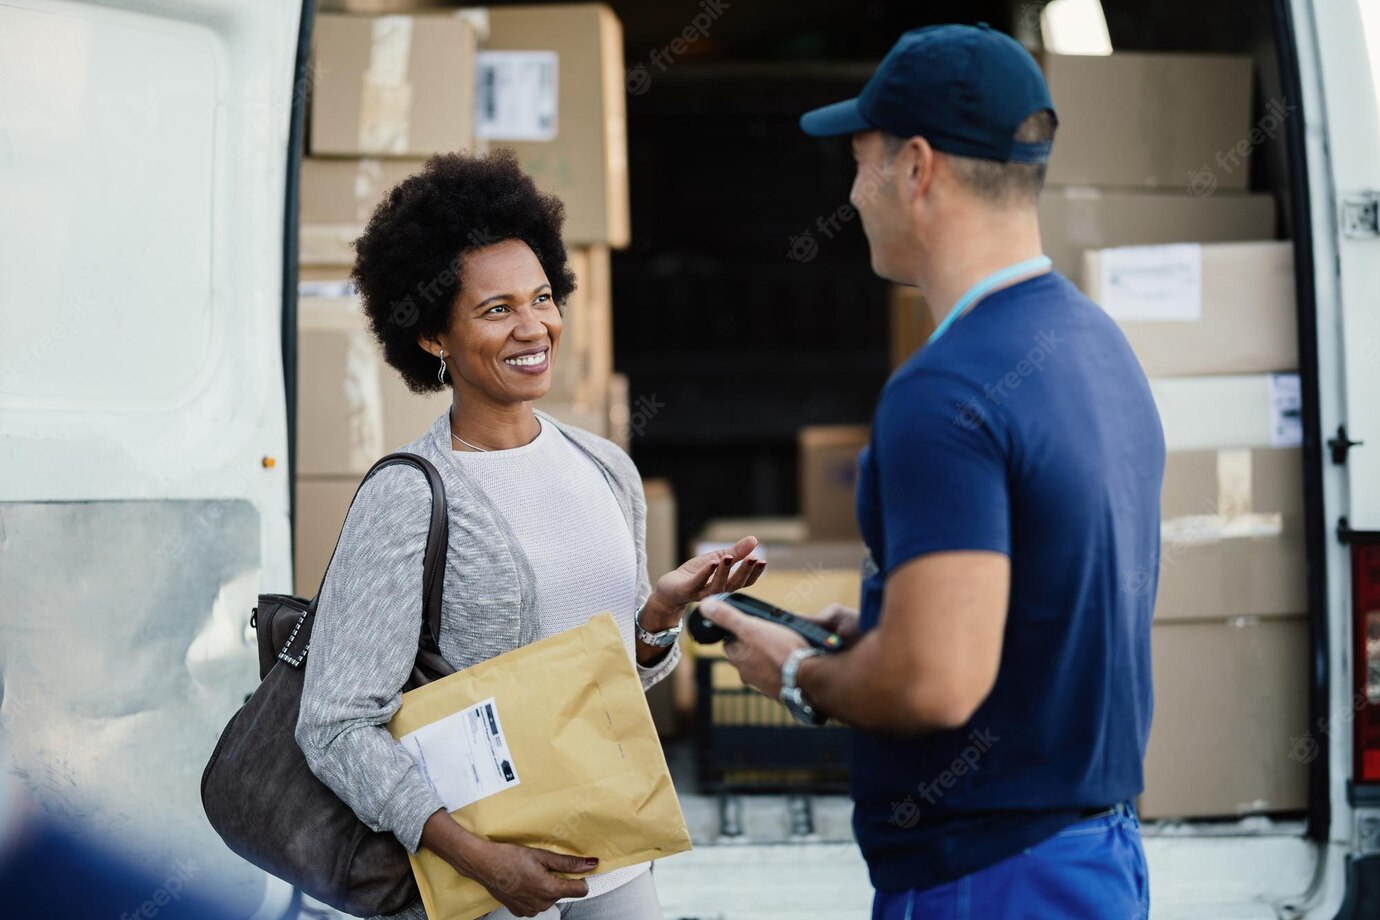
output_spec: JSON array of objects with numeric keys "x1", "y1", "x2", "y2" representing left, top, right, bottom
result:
[
  {"x1": 780, "y1": 687, "x2": 816, "y2": 726},
  {"x1": 648, "y1": 623, "x2": 681, "y2": 647}
]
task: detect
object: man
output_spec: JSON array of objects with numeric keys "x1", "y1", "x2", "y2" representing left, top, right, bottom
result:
[{"x1": 701, "y1": 23, "x2": 1162, "y2": 919}]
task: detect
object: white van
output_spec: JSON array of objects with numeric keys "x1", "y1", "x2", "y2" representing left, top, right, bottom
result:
[{"x1": 1, "y1": 1, "x2": 1378, "y2": 917}]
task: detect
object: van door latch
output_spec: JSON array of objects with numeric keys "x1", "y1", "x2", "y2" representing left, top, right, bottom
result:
[
  {"x1": 1329, "y1": 424, "x2": 1363, "y2": 464},
  {"x1": 1342, "y1": 192, "x2": 1380, "y2": 238}
]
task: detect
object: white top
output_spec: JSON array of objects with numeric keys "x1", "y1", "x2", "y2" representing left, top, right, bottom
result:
[{"x1": 450, "y1": 415, "x2": 651, "y2": 901}]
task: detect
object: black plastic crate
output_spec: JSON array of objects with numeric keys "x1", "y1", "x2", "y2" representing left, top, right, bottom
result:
[{"x1": 694, "y1": 655, "x2": 850, "y2": 794}]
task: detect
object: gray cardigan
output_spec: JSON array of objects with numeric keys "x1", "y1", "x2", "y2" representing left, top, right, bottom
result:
[{"x1": 295, "y1": 407, "x2": 681, "y2": 861}]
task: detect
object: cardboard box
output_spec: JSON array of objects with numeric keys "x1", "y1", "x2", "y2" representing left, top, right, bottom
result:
[
  {"x1": 300, "y1": 158, "x2": 424, "y2": 266},
  {"x1": 800, "y1": 426, "x2": 870, "y2": 541},
  {"x1": 539, "y1": 400, "x2": 607, "y2": 437},
  {"x1": 606, "y1": 372, "x2": 629, "y2": 453},
  {"x1": 1155, "y1": 448, "x2": 1305, "y2": 623},
  {"x1": 297, "y1": 296, "x2": 450, "y2": 476},
  {"x1": 483, "y1": 5, "x2": 630, "y2": 246},
  {"x1": 310, "y1": 13, "x2": 477, "y2": 157},
  {"x1": 548, "y1": 246, "x2": 613, "y2": 408},
  {"x1": 641, "y1": 479, "x2": 684, "y2": 735},
  {"x1": 1140, "y1": 616, "x2": 1308, "y2": 818},
  {"x1": 1038, "y1": 187, "x2": 1275, "y2": 285},
  {"x1": 293, "y1": 475, "x2": 360, "y2": 597},
  {"x1": 697, "y1": 516, "x2": 809, "y2": 547},
  {"x1": 321, "y1": 0, "x2": 456, "y2": 11},
  {"x1": 1043, "y1": 52, "x2": 1254, "y2": 191},
  {"x1": 694, "y1": 533, "x2": 866, "y2": 573},
  {"x1": 889, "y1": 284, "x2": 936, "y2": 369},
  {"x1": 1151, "y1": 373, "x2": 1300, "y2": 453},
  {"x1": 1083, "y1": 242, "x2": 1295, "y2": 377}
]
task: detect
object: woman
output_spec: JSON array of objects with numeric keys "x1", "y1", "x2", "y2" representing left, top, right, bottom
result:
[{"x1": 295, "y1": 150, "x2": 763, "y2": 920}]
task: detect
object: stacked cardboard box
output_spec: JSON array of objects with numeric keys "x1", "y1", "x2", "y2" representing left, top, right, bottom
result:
[
  {"x1": 294, "y1": 6, "x2": 635, "y2": 595},
  {"x1": 799, "y1": 426, "x2": 870, "y2": 542},
  {"x1": 483, "y1": 4, "x2": 631, "y2": 247},
  {"x1": 1039, "y1": 52, "x2": 1276, "y2": 286},
  {"x1": 642, "y1": 479, "x2": 684, "y2": 737},
  {"x1": 1040, "y1": 51, "x2": 1305, "y2": 819},
  {"x1": 888, "y1": 284, "x2": 936, "y2": 369},
  {"x1": 293, "y1": 296, "x2": 451, "y2": 596},
  {"x1": 1105, "y1": 254, "x2": 1304, "y2": 819}
]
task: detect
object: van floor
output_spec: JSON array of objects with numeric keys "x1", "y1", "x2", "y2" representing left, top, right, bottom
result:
[{"x1": 296, "y1": 737, "x2": 1301, "y2": 919}]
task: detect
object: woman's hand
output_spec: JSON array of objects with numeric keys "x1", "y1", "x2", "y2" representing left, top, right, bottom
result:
[
  {"x1": 421, "y1": 810, "x2": 596, "y2": 916},
  {"x1": 643, "y1": 535, "x2": 766, "y2": 630},
  {"x1": 472, "y1": 841, "x2": 598, "y2": 916}
]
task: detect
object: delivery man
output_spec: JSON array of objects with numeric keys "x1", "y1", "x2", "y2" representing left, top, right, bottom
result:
[{"x1": 701, "y1": 23, "x2": 1163, "y2": 919}]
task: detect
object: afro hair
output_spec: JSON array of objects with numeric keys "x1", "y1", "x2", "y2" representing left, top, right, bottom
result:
[{"x1": 349, "y1": 148, "x2": 577, "y2": 394}]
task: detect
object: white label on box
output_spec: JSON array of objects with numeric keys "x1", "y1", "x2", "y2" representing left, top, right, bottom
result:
[
  {"x1": 1098, "y1": 244, "x2": 1202, "y2": 322},
  {"x1": 399, "y1": 697, "x2": 520, "y2": 812},
  {"x1": 1269, "y1": 372, "x2": 1302, "y2": 448},
  {"x1": 475, "y1": 51, "x2": 558, "y2": 141}
]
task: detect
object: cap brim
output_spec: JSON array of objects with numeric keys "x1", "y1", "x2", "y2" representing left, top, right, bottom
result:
[{"x1": 799, "y1": 98, "x2": 872, "y2": 137}]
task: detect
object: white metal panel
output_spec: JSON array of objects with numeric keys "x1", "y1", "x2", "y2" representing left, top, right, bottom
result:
[
  {"x1": 0, "y1": 0, "x2": 301, "y2": 913},
  {"x1": 1313, "y1": 0, "x2": 1380, "y2": 529}
]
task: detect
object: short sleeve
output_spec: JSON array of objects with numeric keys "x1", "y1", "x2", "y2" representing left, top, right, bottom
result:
[{"x1": 874, "y1": 370, "x2": 1012, "y2": 575}]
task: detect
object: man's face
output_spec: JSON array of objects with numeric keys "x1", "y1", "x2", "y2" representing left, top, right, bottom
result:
[{"x1": 849, "y1": 130, "x2": 910, "y2": 283}]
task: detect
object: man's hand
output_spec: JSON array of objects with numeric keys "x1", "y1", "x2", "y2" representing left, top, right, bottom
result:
[
  {"x1": 698, "y1": 597, "x2": 809, "y2": 698},
  {"x1": 806, "y1": 603, "x2": 862, "y2": 648}
]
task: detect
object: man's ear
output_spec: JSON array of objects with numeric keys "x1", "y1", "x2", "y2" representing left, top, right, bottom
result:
[{"x1": 903, "y1": 135, "x2": 936, "y2": 200}]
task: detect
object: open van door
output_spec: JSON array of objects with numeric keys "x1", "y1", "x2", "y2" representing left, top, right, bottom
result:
[
  {"x1": 0, "y1": 0, "x2": 307, "y2": 914},
  {"x1": 1290, "y1": 0, "x2": 1380, "y2": 914}
]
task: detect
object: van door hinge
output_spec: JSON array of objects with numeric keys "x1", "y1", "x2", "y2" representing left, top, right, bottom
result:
[
  {"x1": 1329, "y1": 424, "x2": 1363, "y2": 464},
  {"x1": 1342, "y1": 191, "x2": 1380, "y2": 238}
]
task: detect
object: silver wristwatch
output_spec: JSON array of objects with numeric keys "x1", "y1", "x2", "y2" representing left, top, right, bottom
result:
[
  {"x1": 780, "y1": 647, "x2": 827, "y2": 726},
  {"x1": 635, "y1": 609, "x2": 683, "y2": 648}
]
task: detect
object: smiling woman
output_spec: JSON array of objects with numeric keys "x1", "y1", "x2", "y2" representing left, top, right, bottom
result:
[{"x1": 299, "y1": 149, "x2": 768, "y2": 920}]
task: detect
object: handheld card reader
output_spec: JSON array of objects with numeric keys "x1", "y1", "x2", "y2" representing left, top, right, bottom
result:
[{"x1": 688, "y1": 592, "x2": 845, "y2": 652}]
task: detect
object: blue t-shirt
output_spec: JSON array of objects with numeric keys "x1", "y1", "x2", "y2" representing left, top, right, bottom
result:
[{"x1": 851, "y1": 270, "x2": 1164, "y2": 892}]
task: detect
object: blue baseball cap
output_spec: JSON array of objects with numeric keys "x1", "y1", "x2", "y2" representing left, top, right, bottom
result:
[{"x1": 800, "y1": 23, "x2": 1056, "y2": 164}]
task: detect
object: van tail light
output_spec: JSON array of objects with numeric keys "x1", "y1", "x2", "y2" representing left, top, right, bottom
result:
[{"x1": 1354, "y1": 544, "x2": 1380, "y2": 782}]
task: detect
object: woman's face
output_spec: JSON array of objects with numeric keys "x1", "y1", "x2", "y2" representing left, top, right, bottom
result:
[{"x1": 437, "y1": 238, "x2": 562, "y2": 405}]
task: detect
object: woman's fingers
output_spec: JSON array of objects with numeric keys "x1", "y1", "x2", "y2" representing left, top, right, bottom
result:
[
  {"x1": 743, "y1": 558, "x2": 766, "y2": 588},
  {"x1": 693, "y1": 559, "x2": 720, "y2": 592},
  {"x1": 725, "y1": 556, "x2": 756, "y2": 592},
  {"x1": 709, "y1": 554, "x2": 733, "y2": 594}
]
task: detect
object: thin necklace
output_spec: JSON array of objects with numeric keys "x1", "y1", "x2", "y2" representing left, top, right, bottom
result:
[
  {"x1": 450, "y1": 431, "x2": 489, "y2": 452},
  {"x1": 448, "y1": 407, "x2": 490, "y2": 452}
]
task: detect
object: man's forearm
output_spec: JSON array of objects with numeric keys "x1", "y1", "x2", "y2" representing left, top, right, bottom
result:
[{"x1": 796, "y1": 632, "x2": 941, "y2": 735}]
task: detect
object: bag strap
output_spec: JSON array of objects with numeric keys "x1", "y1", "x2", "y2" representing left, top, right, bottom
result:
[{"x1": 305, "y1": 452, "x2": 448, "y2": 654}]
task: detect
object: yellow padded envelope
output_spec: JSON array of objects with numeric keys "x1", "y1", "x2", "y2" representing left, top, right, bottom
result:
[{"x1": 387, "y1": 613, "x2": 692, "y2": 920}]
